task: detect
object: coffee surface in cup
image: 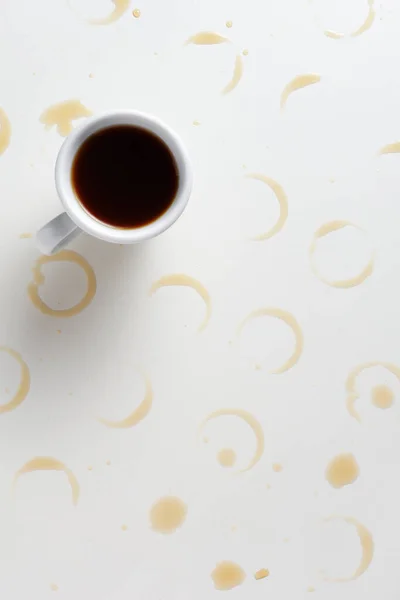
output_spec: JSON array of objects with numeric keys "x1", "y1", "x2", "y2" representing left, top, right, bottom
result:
[{"x1": 72, "y1": 125, "x2": 179, "y2": 228}]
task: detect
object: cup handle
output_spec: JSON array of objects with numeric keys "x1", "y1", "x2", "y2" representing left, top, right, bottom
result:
[{"x1": 36, "y1": 212, "x2": 81, "y2": 256}]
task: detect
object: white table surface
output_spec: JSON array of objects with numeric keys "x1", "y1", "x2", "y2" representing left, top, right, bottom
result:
[{"x1": 0, "y1": 0, "x2": 400, "y2": 598}]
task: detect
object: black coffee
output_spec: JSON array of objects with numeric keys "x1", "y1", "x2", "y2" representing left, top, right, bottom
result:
[{"x1": 72, "y1": 125, "x2": 179, "y2": 228}]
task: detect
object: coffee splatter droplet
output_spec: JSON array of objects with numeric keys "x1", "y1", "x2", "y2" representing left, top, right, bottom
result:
[
  {"x1": 371, "y1": 385, "x2": 394, "y2": 409},
  {"x1": 211, "y1": 561, "x2": 246, "y2": 591},
  {"x1": 325, "y1": 453, "x2": 359, "y2": 488},
  {"x1": 150, "y1": 496, "x2": 187, "y2": 534}
]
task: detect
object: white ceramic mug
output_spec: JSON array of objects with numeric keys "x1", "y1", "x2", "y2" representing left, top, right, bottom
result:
[{"x1": 37, "y1": 110, "x2": 193, "y2": 255}]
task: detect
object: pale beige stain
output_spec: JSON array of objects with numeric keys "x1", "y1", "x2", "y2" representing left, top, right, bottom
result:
[
  {"x1": 226, "y1": 20, "x2": 233, "y2": 28},
  {"x1": 150, "y1": 496, "x2": 187, "y2": 534},
  {"x1": 0, "y1": 108, "x2": 11, "y2": 155},
  {"x1": 346, "y1": 362, "x2": 400, "y2": 421},
  {"x1": 50, "y1": 583, "x2": 59, "y2": 592},
  {"x1": 325, "y1": 453, "x2": 359, "y2": 488},
  {"x1": 323, "y1": 517, "x2": 374, "y2": 581},
  {"x1": 28, "y1": 250, "x2": 97, "y2": 317},
  {"x1": 280, "y1": 74, "x2": 321, "y2": 110},
  {"x1": 132, "y1": 8, "x2": 141, "y2": 18},
  {"x1": 310, "y1": 221, "x2": 374, "y2": 289},
  {"x1": 201, "y1": 408, "x2": 264, "y2": 472},
  {"x1": 238, "y1": 308, "x2": 304, "y2": 374},
  {"x1": 242, "y1": 48, "x2": 249, "y2": 56},
  {"x1": 254, "y1": 568, "x2": 269, "y2": 580},
  {"x1": 211, "y1": 561, "x2": 246, "y2": 591},
  {"x1": 185, "y1": 31, "x2": 229, "y2": 45},
  {"x1": 150, "y1": 274, "x2": 211, "y2": 332},
  {"x1": 222, "y1": 55, "x2": 243, "y2": 95},
  {"x1": 0, "y1": 347, "x2": 30, "y2": 414},
  {"x1": 14, "y1": 457, "x2": 80, "y2": 506},
  {"x1": 19, "y1": 233, "x2": 32, "y2": 239},
  {"x1": 217, "y1": 448, "x2": 237, "y2": 468},
  {"x1": 90, "y1": 0, "x2": 130, "y2": 24},
  {"x1": 272, "y1": 463, "x2": 283, "y2": 472},
  {"x1": 379, "y1": 141, "x2": 400, "y2": 155},
  {"x1": 371, "y1": 385, "x2": 394, "y2": 409},
  {"x1": 314, "y1": 0, "x2": 375, "y2": 39},
  {"x1": 40, "y1": 100, "x2": 92, "y2": 137},
  {"x1": 245, "y1": 173, "x2": 288, "y2": 240},
  {"x1": 98, "y1": 373, "x2": 153, "y2": 429}
]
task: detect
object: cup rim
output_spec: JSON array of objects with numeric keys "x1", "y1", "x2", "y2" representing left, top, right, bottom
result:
[{"x1": 55, "y1": 110, "x2": 193, "y2": 244}]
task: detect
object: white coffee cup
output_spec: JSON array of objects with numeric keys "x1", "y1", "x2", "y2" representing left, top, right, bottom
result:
[{"x1": 37, "y1": 110, "x2": 193, "y2": 255}]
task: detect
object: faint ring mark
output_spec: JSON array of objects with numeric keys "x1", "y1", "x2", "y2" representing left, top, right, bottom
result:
[
  {"x1": 98, "y1": 373, "x2": 153, "y2": 428},
  {"x1": 312, "y1": 0, "x2": 376, "y2": 39},
  {"x1": 322, "y1": 516, "x2": 373, "y2": 581},
  {"x1": 150, "y1": 274, "x2": 211, "y2": 332},
  {"x1": 28, "y1": 250, "x2": 97, "y2": 317},
  {"x1": 14, "y1": 457, "x2": 80, "y2": 506},
  {"x1": 309, "y1": 221, "x2": 374, "y2": 288},
  {"x1": 0, "y1": 347, "x2": 30, "y2": 415},
  {"x1": 237, "y1": 308, "x2": 303, "y2": 374},
  {"x1": 346, "y1": 362, "x2": 400, "y2": 421},
  {"x1": 245, "y1": 173, "x2": 288, "y2": 240},
  {"x1": 200, "y1": 408, "x2": 264, "y2": 472}
]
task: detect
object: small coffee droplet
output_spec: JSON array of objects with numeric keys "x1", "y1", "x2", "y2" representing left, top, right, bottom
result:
[
  {"x1": 242, "y1": 49, "x2": 249, "y2": 56},
  {"x1": 226, "y1": 20, "x2": 233, "y2": 28},
  {"x1": 193, "y1": 120, "x2": 201, "y2": 126},
  {"x1": 371, "y1": 385, "x2": 394, "y2": 409},
  {"x1": 211, "y1": 561, "x2": 245, "y2": 591},
  {"x1": 121, "y1": 524, "x2": 128, "y2": 531},
  {"x1": 133, "y1": 8, "x2": 141, "y2": 18},
  {"x1": 217, "y1": 448, "x2": 236, "y2": 468},
  {"x1": 106, "y1": 460, "x2": 111, "y2": 466},
  {"x1": 231, "y1": 525, "x2": 237, "y2": 532},
  {"x1": 325, "y1": 453, "x2": 359, "y2": 488},
  {"x1": 88, "y1": 466, "x2": 93, "y2": 471},
  {"x1": 56, "y1": 329, "x2": 61, "y2": 334},
  {"x1": 150, "y1": 496, "x2": 187, "y2": 534},
  {"x1": 254, "y1": 568, "x2": 269, "y2": 580},
  {"x1": 272, "y1": 463, "x2": 283, "y2": 472},
  {"x1": 266, "y1": 483, "x2": 271, "y2": 490},
  {"x1": 307, "y1": 586, "x2": 315, "y2": 592},
  {"x1": 89, "y1": 73, "x2": 94, "y2": 79},
  {"x1": 255, "y1": 363, "x2": 262, "y2": 371},
  {"x1": 50, "y1": 583, "x2": 59, "y2": 591}
]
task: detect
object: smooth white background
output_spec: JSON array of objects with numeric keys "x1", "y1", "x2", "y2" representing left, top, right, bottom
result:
[{"x1": 0, "y1": 0, "x2": 399, "y2": 598}]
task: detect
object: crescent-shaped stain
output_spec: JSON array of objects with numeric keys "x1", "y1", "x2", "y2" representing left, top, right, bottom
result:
[
  {"x1": 317, "y1": 0, "x2": 375, "y2": 39},
  {"x1": 238, "y1": 308, "x2": 303, "y2": 374},
  {"x1": 0, "y1": 108, "x2": 11, "y2": 155},
  {"x1": 323, "y1": 517, "x2": 374, "y2": 581},
  {"x1": 89, "y1": 0, "x2": 130, "y2": 24},
  {"x1": 245, "y1": 174, "x2": 288, "y2": 240},
  {"x1": 222, "y1": 55, "x2": 243, "y2": 95},
  {"x1": 185, "y1": 31, "x2": 229, "y2": 45},
  {"x1": 28, "y1": 250, "x2": 97, "y2": 318},
  {"x1": 150, "y1": 274, "x2": 211, "y2": 332},
  {"x1": 40, "y1": 100, "x2": 92, "y2": 137},
  {"x1": 0, "y1": 347, "x2": 30, "y2": 414},
  {"x1": 98, "y1": 373, "x2": 153, "y2": 429},
  {"x1": 201, "y1": 408, "x2": 264, "y2": 472},
  {"x1": 379, "y1": 142, "x2": 400, "y2": 155},
  {"x1": 309, "y1": 221, "x2": 374, "y2": 289},
  {"x1": 14, "y1": 457, "x2": 80, "y2": 506},
  {"x1": 345, "y1": 361, "x2": 400, "y2": 421},
  {"x1": 280, "y1": 74, "x2": 321, "y2": 110}
]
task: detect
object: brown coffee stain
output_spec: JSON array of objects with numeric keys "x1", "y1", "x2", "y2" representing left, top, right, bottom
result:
[
  {"x1": 40, "y1": 100, "x2": 92, "y2": 137},
  {"x1": 217, "y1": 448, "x2": 236, "y2": 468},
  {"x1": 14, "y1": 457, "x2": 80, "y2": 506},
  {"x1": 90, "y1": 0, "x2": 130, "y2": 24},
  {"x1": 245, "y1": 174, "x2": 288, "y2": 240},
  {"x1": 280, "y1": 74, "x2": 321, "y2": 110},
  {"x1": 28, "y1": 250, "x2": 97, "y2": 318},
  {"x1": 379, "y1": 142, "x2": 400, "y2": 155},
  {"x1": 98, "y1": 373, "x2": 152, "y2": 429},
  {"x1": 201, "y1": 408, "x2": 264, "y2": 472},
  {"x1": 150, "y1": 496, "x2": 187, "y2": 534},
  {"x1": 346, "y1": 362, "x2": 400, "y2": 421},
  {"x1": 272, "y1": 463, "x2": 283, "y2": 472},
  {"x1": 150, "y1": 274, "x2": 211, "y2": 332},
  {"x1": 254, "y1": 568, "x2": 269, "y2": 580},
  {"x1": 132, "y1": 8, "x2": 141, "y2": 18},
  {"x1": 238, "y1": 308, "x2": 303, "y2": 374},
  {"x1": 310, "y1": 221, "x2": 374, "y2": 288},
  {"x1": 0, "y1": 348, "x2": 30, "y2": 414},
  {"x1": 211, "y1": 561, "x2": 246, "y2": 591},
  {"x1": 185, "y1": 31, "x2": 229, "y2": 45},
  {"x1": 222, "y1": 55, "x2": 243, "y2": 95},
  {"x1": 371, "y1": 384, "x2": 394, "y2": 409},
  {"x1": 323, "y1": 517, "x2": 374, "y2": 581},
  {"x1": 0, "y1": 108, "x2": 11, "y2": 155},
  {"x1": 325, "y1": 453, "x2": 359, "y2": 488},
  {"x1": 19, "y1": 233, "x2": 32, "y2": 239}
]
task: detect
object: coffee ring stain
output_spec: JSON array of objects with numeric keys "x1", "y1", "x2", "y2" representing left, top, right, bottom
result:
[
  {"x1": 320, "y1": 0, "x2": 376, "y2": 39},
  {"x1": 14, "y1": 457, "x2": 80, "y2": 506},
  {"x1": 89, "y1": 0, "x2": 130, "y2": 24},
  {"x1": 346, "y1": 362, "x2": 400, "y2": 421},
  {"x1": 245, "y1": 174, "x2": 288, "y2": 240},
  {"x1": 237, "y1": 308, "x2": 303, "y2": 374},
  {"x1": 309, "y1": 221, "x2": 374, "y2": 288},
  {"x1": 98, "y1": 373, "x2": 153, "y2": 429},
  {"x1": 0, "y1": 347, "x2": 30, "y2": 414},
  {"x1": 27, "y1": 250, "x2": 97, "y2": 318}
]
